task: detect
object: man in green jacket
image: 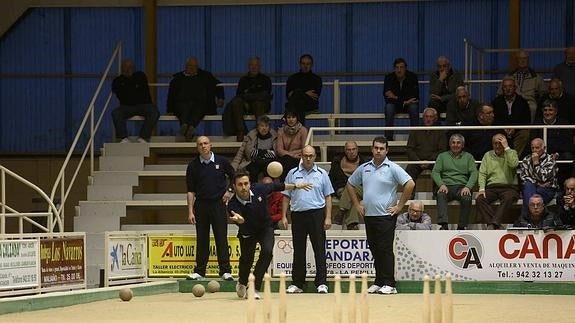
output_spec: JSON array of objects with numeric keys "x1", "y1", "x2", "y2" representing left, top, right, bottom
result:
[
  {"x1": 431, "y1": 133, "x2": 478, "y2": 230},
  {"x1": 476, "y1": 134, "x2": 520, "y2": 229}
]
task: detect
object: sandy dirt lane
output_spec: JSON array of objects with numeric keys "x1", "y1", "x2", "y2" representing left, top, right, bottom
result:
[{"x1": 3, "y1": 292, "x2": 574, "y2": 323}]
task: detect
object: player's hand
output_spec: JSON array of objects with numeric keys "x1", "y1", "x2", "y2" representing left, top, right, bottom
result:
[
  {"x1": 297, "y1": 182, "x2": 313, "y2": 191},
  {"x1": 222, "y1": 191, "x2": 234, "y2": 205},
  {"x1": 230, "y1": 211, "x2": 245, "y2": 224},
  {"x1": 280, "y1": 216, "x2": 288, "y2": 230},
  {"x1": 323, "y1": 217, "x2": 332, "y2": 230},
  {"x1": 386, "y1": 204, "x2": 402, "y2": 216},
  {"x1": 355, "y1": 204, "x2": 365, "y2": 218},
  {"x1": 438, "y1": 185, "x2": 448, "y2": 194},
  {"x1": 478, "y1": 190, "x2": 486, "y2": 198},
  {"x1": 188, "y1": 212, "x2": 196, "y2": 224}
]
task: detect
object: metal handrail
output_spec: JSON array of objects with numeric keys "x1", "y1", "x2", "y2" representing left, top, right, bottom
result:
[
  {"x1": 0, "y1": 165, "x2": 61, "y2": 234},
  {"x1": 47, "y1": 41, "x2": 122, "y2": 232}
]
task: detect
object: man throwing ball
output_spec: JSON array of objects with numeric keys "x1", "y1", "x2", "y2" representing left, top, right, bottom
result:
[{"x1": 228, "y1": 170, "x2": 311, "y2": 299}]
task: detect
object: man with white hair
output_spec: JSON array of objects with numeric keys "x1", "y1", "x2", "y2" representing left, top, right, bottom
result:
[
  {"x1": 446, "y1": 86, "x2": 481, "y2": 126},
  {"x1": 395, "y1": 201, "x2": 432, "y2": 230},
  {"x1": 431, "y1": 133, "x2": 478, "y2": 230},
  {"x1": 519, "y1": 138, "x2": 558, "y2": 214}
]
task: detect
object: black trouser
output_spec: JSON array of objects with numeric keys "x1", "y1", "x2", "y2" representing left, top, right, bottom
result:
[
  {"x1": 230, "y1": 97, "x2": 268, "y2": 134},
  {"x1": 279, "y1": 155, "x2": 300, "y2": 182},
  {"x1": 238, "y1": 226, "x2": 274, "y2": 291},
  {"x1": 285, "y1": 89, "x2": 318, "y2": 126},
  {"x1": 111, "y1": 104, "x2": 160, "y2": 140},
  {"x1": 194, "y1": 199, "x2": 231, "y2": 276},
  {"x1": 175, "y1": 100, "x2": 207, "y2": 128},
  {"x1": 290, "y1": 208, "x2": 326, "y2": 288},
  {"x1": 364, "y1": 216, "x2": 396, "y2": 287}
]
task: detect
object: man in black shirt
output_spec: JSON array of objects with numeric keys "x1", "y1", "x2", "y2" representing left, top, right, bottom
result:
[
  {"x1": 167, "y1": 57, "x2": 224, "y2": 140},
  {"x1": 285, "y1": 54, "x2": 322, "y2": 125},
  {"x1": 229, "y1": 170, "x2": 310, "y2": 299},
  {"x1": 227, "y1": 57, "x2": 272, "y2": 142},
  {"x1": 186, "y1": 136, "x2": 235, "y2": 281},
  {"x1": 111, "y1": 59, "x2": 159, "y2": 143},
  {"x1": 383, "y1": 58, "x2": 419, "y2": 139}
]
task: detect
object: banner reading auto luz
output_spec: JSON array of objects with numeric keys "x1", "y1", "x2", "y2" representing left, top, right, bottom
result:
[
  {"x1": 147, "y1": 234, "x2": 257, "y2": 277},
  {"x1": 272, "y1": 231, "x2": 575, "y2": 281}
]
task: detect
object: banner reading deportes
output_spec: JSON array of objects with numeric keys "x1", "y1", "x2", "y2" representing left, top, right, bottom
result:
[
  {"x1": 272, "y1": 231, "x2": 575, "y2": 281},
  {"x1": 147, "y1": 234, "x2": 258, "y2": 277}
]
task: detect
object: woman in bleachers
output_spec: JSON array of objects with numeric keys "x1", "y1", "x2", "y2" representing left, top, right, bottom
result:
[
  {"x1": 276, "y1": 110, "x2": 308, "y2": 181},
  {"x1": 231, "y1": 115, "x2": 277, "y2": 183}
]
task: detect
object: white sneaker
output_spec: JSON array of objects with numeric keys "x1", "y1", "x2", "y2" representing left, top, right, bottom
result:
[
  {"x1": 286, "y1": 284, "x2": 303, "y2": 294},
  {"x1": 253, "y1": 291, "x2": 262, "y2": 300},
  {"x1": 221, "y1": 273, "x2": 234, "y2": 281},
  {"x1": 317, "y1": 284, "x2": 328, "y2": 294},
  {"x1": 236, "y1": 283, "x2": 247, "y2": 298},
  {"x1": 186, "y1": 273, "x2": 203, "y2": 280},
  {"x1": 378, "y1": 285, "x2": 398, "y2": 295},
  {"x1": 119, "y1": 137, "x2": 130, "y2": 143},
  {"x1": 367, "y1": 284, "x2": 382, "y2": 294},
  {"x1": 136, "y1": 137, "x2": 148, "y2": 143}
]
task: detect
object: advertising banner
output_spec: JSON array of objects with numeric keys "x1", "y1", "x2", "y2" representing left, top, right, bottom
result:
[
  {"x1": 0, "y1": 239, "x2": 39, "y2": 290},
  {"x1": 107, "y1": 234, "x2": 145, "y2": 279},
  {"x1": 272, "y1": 231, "x2": 575, "y2": 281},
  {"x1": 395, "y1": 230, "x2": 575, "y2": 281},
  {"x1": 40, "y1": 237, "x2": 85, "y2": 287},
  {"x1": 148, "y1": 234, "x2": 253, "y2": 277},
  {"x1": 272, "y1": 236, "x2": 375, "y2": 277}
]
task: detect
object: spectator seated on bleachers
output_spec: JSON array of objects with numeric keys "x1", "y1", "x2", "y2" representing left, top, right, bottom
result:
[
  {"x1": 167, "y1": 57, "x2": 224, "y2": 141},
  {"x1": 514, "y1": 194, "x2": 562, "y2": 231},
  {"x1": 558, "y1": 177, "x2": 575, "y2": 227},
  {"x1": 492, "y1": 77, "x2": 531, "y2": 157},
  {"x1": 285, "y1": 54, "x2": 322, "y2": 126},
  {"x1": 552, "y1": 46, "x2": 575, "y2": 98},
  {"x1": 383, "y1": 57, "x2": 420, "y2": 139},
  {"x1": 328, "y1": 141, "x2": 368, "y2": 230},
  {"x1": 428, "y1": 55, "x2": 464, "y2": 116},
  {"x1": 465, "y1": 104, "x2": 505, "y2": 161},
  {"x1": 405, "y1": 107, "x2": 446, "y2": 198},
  {"x1": 111, "y1": 58, "x2": 159, "y2": 143},
  {"x1": 231, "y1": 115, "x2": 277, "y2": 183},
  {"x1": 535, "y1": 79, "x2": 575, "y2": 123},
  {"x1": 519, "y1": 138, "x2": 559, "y2": 214},
  {"x1": 446, "y1": 86, "x2": 481, "y2": 127},
  {"x1": 395, "y1": 200, "x2": 432, "y2": 230},
  {"x1": 431, "y1": 133, "x2": 478, "y2": 230},
  {"x1": 223, "y1": 56, "x2": 272, "y2": 142},
  {"x1": 276, "y1": 110, "x2": 308, "y2": 181},
  {"x1": 476, "y1": 134, "x2": 520, "y2": 230}
]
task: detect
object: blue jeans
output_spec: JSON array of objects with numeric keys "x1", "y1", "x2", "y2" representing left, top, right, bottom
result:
[{"x1": 385, "y1": 102, "x2": 419, "y2": 138}]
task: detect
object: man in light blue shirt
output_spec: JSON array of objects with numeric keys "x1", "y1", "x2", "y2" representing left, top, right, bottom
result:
[
  {"x1": 346, "y1": 136, "x2": 414, "y2": 295},
  {"x1": 281, "y1": 145, "x2": 334, "y2": 294}
]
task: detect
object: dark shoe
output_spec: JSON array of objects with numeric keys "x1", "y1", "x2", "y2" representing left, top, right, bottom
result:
[
  {"x1": 179, "y1": 123, "x2": 189, "y2": 137},
  {"x1": 439, "y1": 223, "x2": 449, "y2": 230},
  {"x1": 236, "y1": 132, "x2": 244, "y2": 142},
  {"x1": 347, "y1": 223, "x2": 360, "y2": 230},
  {"x1": 332, "y1": 209, "x2": 344, "y2": 225},
  {"x1": 185, "y1": 126, "x2": 195, "y2": 141},
  {"x1": 457, "y1": 225, "x2": 467, "y2": 230}
]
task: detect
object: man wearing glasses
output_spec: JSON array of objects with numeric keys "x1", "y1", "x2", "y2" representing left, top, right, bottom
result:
[
  {"x1": 281, "y1": 145, "x2": 334, "y2": 294},
  {"x1": 395, "y1": 200, "x2": 432, "y2": 230}
]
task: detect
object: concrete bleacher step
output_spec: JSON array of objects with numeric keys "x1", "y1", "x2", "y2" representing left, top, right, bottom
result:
[
  {"x1": 87, "y1": 184, "x2": 134, "y2": 201},
  {"x1": 99, "y1": 156, "x2": 144, "y2": 171},
  {"x1": 91, "y1": 171, "x2": 140, "y2": 185},
  {"x1": 103, "y1": 142, "x2": 150, "y2": 157},
  {"x1": 128, "y1": 193, "x2": 187, "y2": 206}
]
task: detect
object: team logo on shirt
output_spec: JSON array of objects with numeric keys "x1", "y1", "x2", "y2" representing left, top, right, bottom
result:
[
  {"x1": 447, "y1": 233, "x2": 483, "y2": 270},
  {"x1": 215, "y1": 164, "x2": 220, "y2": 169}
]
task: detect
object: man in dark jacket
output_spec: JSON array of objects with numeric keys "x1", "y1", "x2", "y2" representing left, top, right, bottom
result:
[
  {"x1": 383, "y1": 58, "x2": 420, "y2": 139},
  {"x1": 111, "y1": 59, "x2": 159, "y2": 143},
  {"x1": 285, "y1": 54, "x2": 322, "y2": 126},
  {"x1": 328, "y1": 141, "x2": 368, "y2": 230},
  {"x1": 226, "y1": 57, "x2": 272, "y2": 142},
  {"x1": 167, "y1": 57, "x2": 224, "y2": 140},
  {"x1": 515, "y1": 194, "x2": 562, "y2": 231}
]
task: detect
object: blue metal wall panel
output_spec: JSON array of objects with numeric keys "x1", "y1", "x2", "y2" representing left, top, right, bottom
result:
[
  {"x1": 0, "y1": 8, "x2": 66, "y2": 152},
  {"x1": 520, "y1": 0, "x2": 566, "y2": 72}
]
